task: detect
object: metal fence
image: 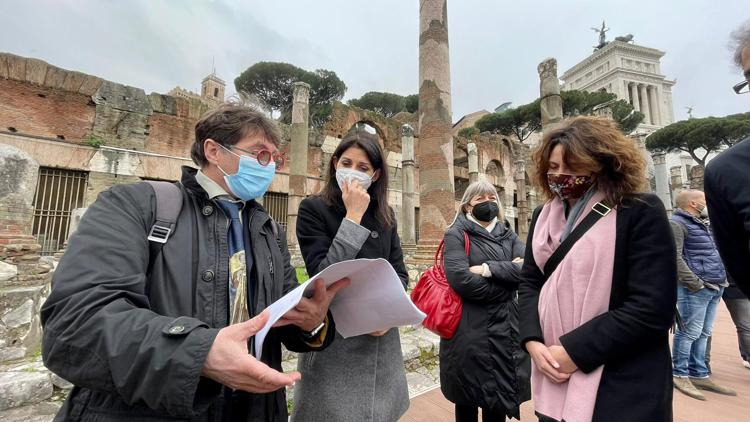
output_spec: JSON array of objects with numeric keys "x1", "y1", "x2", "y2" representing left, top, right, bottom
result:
[
  {"x1": 32, "y1": 168, "x2": 89, "y2": 255},
  {"x1": 264, "y1": 192, "x2": 289, "y2": 231}
]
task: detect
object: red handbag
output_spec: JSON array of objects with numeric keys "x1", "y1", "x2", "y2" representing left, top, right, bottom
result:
[{"x1": 410, "y1": 232, "x2": 470, "y2": 339}]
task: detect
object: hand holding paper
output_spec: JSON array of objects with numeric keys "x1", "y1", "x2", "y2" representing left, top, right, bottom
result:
[
  {"x1": 273, "y1": 278, "x2": 351, "y2": 331},
  {"x1": 254, "y1": 258, "x2": 426, "y2": 358}
]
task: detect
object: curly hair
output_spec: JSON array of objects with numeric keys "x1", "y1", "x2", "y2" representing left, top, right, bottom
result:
[
  {"x1": 531, "y1": 116, "x2": 647, "y2": 206},
  {"x1": 730, "y1": 19, "x2": 750, "y2": 68}
]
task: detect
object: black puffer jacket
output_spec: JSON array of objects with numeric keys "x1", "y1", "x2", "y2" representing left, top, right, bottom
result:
[
  {"x1": 439, "y1": 214, "x2": 531, "y2": 418},
  {"x1": 41, "y1": 167, "x2": 333, "y2": 422}
]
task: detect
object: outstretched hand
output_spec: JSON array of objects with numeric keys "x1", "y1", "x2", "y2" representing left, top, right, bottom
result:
[{"x1": 202, "y1": 311, "x2": 300, "y2": 393}]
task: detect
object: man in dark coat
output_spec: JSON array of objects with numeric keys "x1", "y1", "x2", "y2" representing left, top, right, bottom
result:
[
  {"x1": 41, "y1": 105, "x2": 348, "y2": 421},
  {"x1": 705, "y1": 20, "x2": 750, "y2": 298}
]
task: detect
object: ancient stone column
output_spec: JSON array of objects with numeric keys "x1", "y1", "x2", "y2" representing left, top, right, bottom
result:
[
  {"x1": 401, "y1": 124, "x2": 417, "y2": 247},
  {"x1": 648, "y1": 85, "x2": 661, "y2": 126},
  {"x1": 417, "y1": 0, "x2": 455, "y2": 245},
  {"x1": 652, "y1": 152, "x2": 672, "y2": 211},
  {"x1": 639, "y1": 84, "x2": 651, "y2": 125},
  {"x1": 286, "y1": 81, "x2": 310, "y2": 266},
  {"x1": 538, "y1": 58, "x2": 563, "y2": 133},
  {"x1": 467, "y1": 142, "x2": 479, "y2": 183},
  {"x1": 690, "y1": 165, "x2": 705, "y2": 191},
  {"x1": 514, "y1": 159, "x2": 529, "y2": 240},
  {"x1": 629, "y1": 83, "x2": 640, "y2": 112},
  {"x1": 0, "y1": 144, "x2": 52, "y2": 363},
  {"x1": 670, "y1": 166, "x2": 683, "y2": 191}
]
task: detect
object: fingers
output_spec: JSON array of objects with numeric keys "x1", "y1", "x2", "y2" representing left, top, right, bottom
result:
[
  {"x1": 341, "y1": 179, "x2": 349, "y2": 195},
  {"x1": 326, "y1": 278, "x2": 351, "y2": 295},
  {"x1": 369, "y1": 329, "x2": 388, "y2": 336},
  {"x1": 539, "y1": 346, "x2": 560, "y2": 369},
  {"x1": 271, "y1": 317, "x2": 294, "y2": 328},
  {"x1": 530, "y1": 344, "x2": 570, "y2": 384},
  {"x1": 311, "y1": 279, "x2": 326, "y2": 302},
  {"x1": 236, "y1": 357, "x2": 301, "y2": 393},
  {"x1": 233, "y1": 310, "x2": 269, "y2": 339}
]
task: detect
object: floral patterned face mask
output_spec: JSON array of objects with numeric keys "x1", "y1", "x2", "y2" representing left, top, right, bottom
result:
[{"x1": 547, "y1": 173, "x2": 594, "y2": 200}]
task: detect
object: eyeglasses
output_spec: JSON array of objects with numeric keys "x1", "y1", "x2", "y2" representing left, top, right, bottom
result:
[
  {"x1": 228, "y1": 145, "x2": 286, "y2": 168},
  {"x1": 733, "y1": 79, "x2": 749, "y2": 95}
]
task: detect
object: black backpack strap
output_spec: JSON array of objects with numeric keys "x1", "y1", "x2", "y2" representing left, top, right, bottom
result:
[
  {"x1": 145, "y1": 181, "x2": 183, "y2": 244},
  {"x1": 543, "y1": 201, "x2": 611, "y2": 280}
]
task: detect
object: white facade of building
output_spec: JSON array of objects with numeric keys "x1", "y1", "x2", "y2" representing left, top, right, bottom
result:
[{"x1": 561, "y1": 40, "x2": 676, "y2": 136}]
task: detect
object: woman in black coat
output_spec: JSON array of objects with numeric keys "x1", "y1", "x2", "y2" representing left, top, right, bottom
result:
[
  {"x1": 519, "y1": 116, "x2": 677, "y2": 422},
  {"x1": 440, "y1": 180, "x2": 531, "y2": 422}
]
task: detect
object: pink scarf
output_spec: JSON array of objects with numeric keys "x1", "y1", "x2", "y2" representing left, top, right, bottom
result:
[{"x1": 531, "y1": 192, "x2": 616, "y2": 422}]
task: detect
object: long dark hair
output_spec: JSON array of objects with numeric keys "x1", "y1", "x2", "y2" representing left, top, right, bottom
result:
[{"x1": 318, "y1": 128, "x2": 394, "y2": 228}]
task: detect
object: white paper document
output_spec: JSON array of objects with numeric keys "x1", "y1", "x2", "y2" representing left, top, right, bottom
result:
[{"x1": 253, "y1": 258, "x2": 426, "y2": 358}]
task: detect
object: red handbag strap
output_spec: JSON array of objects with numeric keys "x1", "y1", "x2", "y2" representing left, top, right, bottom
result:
[{"x1": 435, "y1": 231, "x2": 470, "y2": 269}]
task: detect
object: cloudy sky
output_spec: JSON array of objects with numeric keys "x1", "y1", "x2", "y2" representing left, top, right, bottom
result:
[{"x1": 1, "y1": 0, "x2": 747, "y2": 122}]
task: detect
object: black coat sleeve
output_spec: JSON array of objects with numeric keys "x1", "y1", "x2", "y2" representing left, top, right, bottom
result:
[
  {"x1": 559, "y1": 196, "x2": 677, "y2": 373},
  {"x1": 274, "y1": 222, "x2": 335, "y2": 352},
  {"x1": 443, "y1": 231, "x2": 507, "y2": 303},
  {"x1": 705, "y1": 154, "x2": 750, "y2": 298},
  {"x1": 485, "y1": 233, "x2": 525, "y2": 287},
  {"x1": 41, "y1": 184, "x2": 219, "y2": 417},
  {"x1": 518, "y1": 206, "x2": 546, "y2": 349}
]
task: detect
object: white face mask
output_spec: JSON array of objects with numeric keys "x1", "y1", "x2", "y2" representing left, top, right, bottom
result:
[{"x1": 335, "y1": 168, "x2": 373, "y2": 190}]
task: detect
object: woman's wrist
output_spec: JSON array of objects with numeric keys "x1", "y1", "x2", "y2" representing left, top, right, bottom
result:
[{"x1": 345, "y1": 213, "x2": 363, "y2": 225}]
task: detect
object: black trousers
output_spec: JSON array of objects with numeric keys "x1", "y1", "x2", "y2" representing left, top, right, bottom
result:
[{"x1": 455, "y1": 404, "x2": 506, "y2": 422}]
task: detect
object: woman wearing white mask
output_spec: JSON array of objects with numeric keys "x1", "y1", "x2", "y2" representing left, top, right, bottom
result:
[{"x1": 291, "y1": 127, "x2": 410, "y2": 421}]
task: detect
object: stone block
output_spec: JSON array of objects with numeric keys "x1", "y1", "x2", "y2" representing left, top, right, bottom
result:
[
  {"x1": 0, "y1": 371, "x2": 53, "y2": 410},
  {"x1": 0, "y1": 401, "x2": 61, "y2": 422},
  {"x1": 0, "y1": 347, "x2": 25, "y2": 362},
  {"x1": 0, "y1": 262, "x2": 17, "y2": 282},
  {"x1": 7, "y1": 54, "x2": 26, "y2": 80},
  {"x1": 1, "y1": 299, "x2": 33, "y2": 328},
  {"x1": 0, "y1": 144, "x2": 40, "y2": 209},
  {"x1": 78, "y1": 75, "x2": 103, "y2": 97},
  {"x1": 24, "y1": 59, "x2": 48, "y2": 85},
  {"x1": 43, "y1": 66, "x2": 68, "y2": 90},
  {"x1": 321, "y1": 136, "x2": 341, "y2": 154},
  {"x1": 61, "y1": 71, "x2": 87, "y2": 92},
  {"x1": 0, "y1": 54, "x2": 9, "y2": 79}
]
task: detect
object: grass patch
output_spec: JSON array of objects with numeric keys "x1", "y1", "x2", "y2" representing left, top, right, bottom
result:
[{"x1": 296, "y1": 267, "x2": 309, "y2": 284}]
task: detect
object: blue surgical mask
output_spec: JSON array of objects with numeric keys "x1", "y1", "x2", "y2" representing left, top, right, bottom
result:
[{"x1": 218, "y1": 145, "x2": 276, "y2": 201}]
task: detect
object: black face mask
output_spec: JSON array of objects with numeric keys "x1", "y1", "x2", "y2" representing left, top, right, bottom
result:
[{"x1": 471, "y1": 201, "x2": 499, "y2": 222}]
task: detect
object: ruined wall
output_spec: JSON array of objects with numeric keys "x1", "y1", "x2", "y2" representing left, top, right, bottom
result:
[{"x1": 321, "y1": 102, "x2": 403, "y2": 153}]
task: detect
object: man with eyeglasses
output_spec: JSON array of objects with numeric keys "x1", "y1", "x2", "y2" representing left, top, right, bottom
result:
[
  {"x1": 704, "y1": 20, "x2": 750, "y2": 370},
  {"x1": 41, "y1": 104, "x2": 349, "y2": 421}
]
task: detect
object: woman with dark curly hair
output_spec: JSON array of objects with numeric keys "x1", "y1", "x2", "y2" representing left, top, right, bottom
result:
[{"x1": 518, "y1": 116, "x2": 677, "y2": 422}]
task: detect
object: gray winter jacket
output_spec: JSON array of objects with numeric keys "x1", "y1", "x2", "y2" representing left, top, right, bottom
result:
[{"x1": 41, "y1": 166, "x2": 334, "y2": 422}]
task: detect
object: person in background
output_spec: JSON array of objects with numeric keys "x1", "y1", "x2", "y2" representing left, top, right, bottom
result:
[
  {"x1": 291, "y1": 127, "x2": 410, "y2": 421},
  {"x1": 519, "y1": 116, "x2": 676, "y2": 422},
  {"x1": 705, "y1": 19, "x2": 750, "y2": 299},
  {"x1": 440, "y1": 180, "x2": 531, "y2": 422},
  {"x1": 669, "y1": 189, "x2": 735, "y2": 400}
]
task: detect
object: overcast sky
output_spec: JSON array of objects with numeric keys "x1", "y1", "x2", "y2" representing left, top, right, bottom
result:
[{"x1": 1, "y1": 0, "x2": 747, "y2": 122}]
